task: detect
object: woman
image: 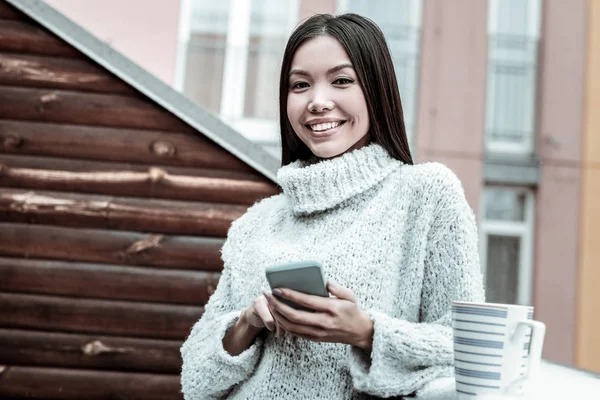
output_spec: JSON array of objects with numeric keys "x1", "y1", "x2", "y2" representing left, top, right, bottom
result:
[{"x1": 181, "y1": 13, "x2": 484, "y2": 399}]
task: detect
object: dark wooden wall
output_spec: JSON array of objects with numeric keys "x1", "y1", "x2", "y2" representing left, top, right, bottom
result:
[{"x1": 0, "y1": 2, "x2": 278, "y2": 399}]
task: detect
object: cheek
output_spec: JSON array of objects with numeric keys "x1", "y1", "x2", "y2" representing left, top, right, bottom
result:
[
  {"x1": 286, "y1": 96, "x2": 303, "y2": 123},
  {"x1": 355, "y1": 96, "x2": 370, "y2": 126},
  {"x1": 340, "y1": 89, "x2": 368, "y2": 122}
]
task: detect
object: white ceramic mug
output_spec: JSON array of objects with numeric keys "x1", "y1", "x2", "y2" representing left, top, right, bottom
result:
[{"x1": 451, "y1": 301, "x2": 546, "y2": 399}]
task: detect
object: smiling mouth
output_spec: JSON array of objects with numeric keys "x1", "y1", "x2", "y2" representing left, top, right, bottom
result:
[{"x1": 305, "y1": 121, "x2": 346, "y2": 133}]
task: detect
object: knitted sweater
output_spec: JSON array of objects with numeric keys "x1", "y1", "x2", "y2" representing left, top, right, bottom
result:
[{"x1": 180, "y1": 143, "x2": 485, "y2": 399}]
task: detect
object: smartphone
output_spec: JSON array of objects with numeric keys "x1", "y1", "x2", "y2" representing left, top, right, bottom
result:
[{"x1": 265, "y1": 260, "x2": 329, "y2": 312}]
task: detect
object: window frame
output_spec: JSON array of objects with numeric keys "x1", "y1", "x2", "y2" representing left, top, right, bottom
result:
[
  {"x1": 175, "y1": 0, "x2": 299, "y2": 144},
  {"x1": 336, "y1": 0, "x2": 422, "y2": 26},
  {"x1": 479, "y1": 186, "x2": 535, "y2": 305},
  {"x1": 485, "y1": 0, "x2": 542, "y2": 155}
]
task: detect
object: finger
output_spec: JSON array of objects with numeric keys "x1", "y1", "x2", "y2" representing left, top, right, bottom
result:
[
  {"x1": 255, "y1": 296, "x2": 276, "y2": 331},
  {"x1": 272, "y1": 288, "x2": 331, "y2": 312},
  {"x1": 267, "y1": 302, "x2": 280, "y2": 337},
  {"x1": 265, "y1": 298, "x2": 285, "y2": 338},
  {"x1": 269, "y1": 303, "x2": 324, "y2": 339},
  {"x1": 327, "y1": 280, "x2": 356, "y2": 302},
  {"x1": 269, "y1": 304, "x2": 291, "y2": 331},
  {"x1": 275, "y1": 313, "x2": 326, "y2": 341},
  {"x1": 269, "y1": 305, "x2": 299, "y2": 334},
  {"x1": 265, "y1": 292, "x2": 328, "y2": 328}
]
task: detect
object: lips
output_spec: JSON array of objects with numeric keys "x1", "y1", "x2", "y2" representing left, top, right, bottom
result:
[{"x1": 305, "y1": 120, "x2": 346, "y2": 133}]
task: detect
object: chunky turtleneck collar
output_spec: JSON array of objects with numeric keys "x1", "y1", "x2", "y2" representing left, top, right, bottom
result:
[{"x1": 277, "y1": 143, "x2": 403, "y2": 215}]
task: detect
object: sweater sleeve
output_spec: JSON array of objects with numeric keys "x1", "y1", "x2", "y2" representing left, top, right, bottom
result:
[
  {"x1": 349, "y1": 165, "x2": 485, "y2": 397},
  {"x1": 180, "y1": 237, "x2": 264, "y2": 399}
]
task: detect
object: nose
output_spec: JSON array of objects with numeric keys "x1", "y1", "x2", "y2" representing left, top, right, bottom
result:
[{"x1": 307, "y1": 88, "x2": 334, "y2": 113}]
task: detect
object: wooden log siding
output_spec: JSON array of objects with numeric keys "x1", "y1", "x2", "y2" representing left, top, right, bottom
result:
[
  {"x1": 0, "y1": 162, "x2": 277, "y2": 205},
  {"x1": 0, "y1": 328, "x2": 182, "y2": 373},
  {"x1": 0, "y1": 52, "x2": 137, "y2": 94},
  {"x1": 0, "y1": 223, "x2": 224, "y2": 271},
  {"x1": 0, "y1": 257, "x2": 220, "y2": 305},
  {"x1": 0, "y1": 20, "x2": 81, "y2": 58},
  {"x1": 0, "y1": 3, "x2": 284, "y2": 399},
  {"x1": 0, "y1": 86, "x2": 197, "y2": 133},
  {"x1": 0, "y1": 292, "x2": 202, "y2": 339},
  {"x1": 0, "y1": 153, "x2": 269, "y2": 182},
  {"x1": 0, "y1": 366, "x2": 182, "y2": 400},
  {"x1": 0, "y1": 188, "x2": 247, "y2": 236},
  {"x1": 0, "y1": 120, "x2": 253, "y2": 172}
]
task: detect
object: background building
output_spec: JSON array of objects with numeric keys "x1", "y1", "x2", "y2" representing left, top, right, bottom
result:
[{"x1": 42, "y1": 0, "x2": 600, "y2": 373}]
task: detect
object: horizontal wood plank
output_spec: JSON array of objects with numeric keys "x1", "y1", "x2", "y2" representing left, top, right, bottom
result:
[
  {"x1": 0, "y1": 223, "x2": 224, "y2": 271},
  {"x1": 0, "y1": 86, "x2": 196, "y2": 132},
  {"x1": 0, "y1": 161, "x2": 277, "y2": 205},
  {"x1": 0, "y1": 119, "x2": 253, "y2": 171},
  {"x1": 0, "y1": 153, "x2": 268, "y2": 181},
  {"x1": 0, "y1": 292, "x2": 202, "y2": 339},
  {"x1": 0, "y1": 188, "x2": 247, "y2": 236},
  {"x1": 0, "y1": 257, "x2": 220, "y2": 305},
  {"x1": 0, "y1": 365, "x2": 182, "y2": 400},
  {"x1": 0, "y1": 52, "x2": 136, "y2": 94},
  {"x1": 0, "y1": 328, "x2": 182, "y2": 373},
  {"x1": 0, "y1": 20, "x2": 81, "y2": 58}
]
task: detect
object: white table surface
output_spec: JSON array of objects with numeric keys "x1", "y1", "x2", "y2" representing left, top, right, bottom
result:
[
  {"x1": 523, "y1": 359, "x2": 600, "y2": 399},
  {"x1": 422, "y1": 360, "x2": 600, "y2": 399}
]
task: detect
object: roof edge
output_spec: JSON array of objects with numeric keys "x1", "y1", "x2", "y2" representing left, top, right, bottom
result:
[{"x1": 7, "y1": 0, "x2": 280, "y2": 182}]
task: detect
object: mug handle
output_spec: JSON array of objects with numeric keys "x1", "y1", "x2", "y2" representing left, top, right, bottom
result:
[{"x1": 504, "y1": 320, "x2": 546, "y2": 396}]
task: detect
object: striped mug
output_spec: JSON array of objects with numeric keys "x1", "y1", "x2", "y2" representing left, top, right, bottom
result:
[{"x1": 451, "y1": 301, "x2": 546, "y2": 399}]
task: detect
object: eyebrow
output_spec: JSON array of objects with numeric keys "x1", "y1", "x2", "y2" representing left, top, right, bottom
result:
[{"x1": 288, "y1": 63, "x2": 354, "y2": 78}]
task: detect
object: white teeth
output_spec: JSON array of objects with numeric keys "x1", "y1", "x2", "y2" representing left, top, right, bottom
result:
[{"x1": 309, "y1": 121, "x2": 341, "y2": 132}]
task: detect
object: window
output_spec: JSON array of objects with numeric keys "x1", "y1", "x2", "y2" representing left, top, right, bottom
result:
[
  {"x1": 480, "y1": 187, "x2": 535, "y2": 305},
  {"x1": 337, "y1": 0, "x2": 422, "y2": 144},
  {"x1": 176, "y1": 0, "x2": 299, "y2": 145},
  {"x1": 485, "y1": 0, "x2": 542, "y2": 154},
  {"x1": 177, "y1": 0, "x2": 420, "y2": 155}
]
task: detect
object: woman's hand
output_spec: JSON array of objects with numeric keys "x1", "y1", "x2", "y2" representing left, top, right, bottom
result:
[
  {"x1": 241, "y1": 294, "x2": 285, "y2": 337},
  {"x1": 223, "y1": 294, "x2": 282, "y2": 356},
  {"x1": 263, "y1": 281, "x2": 374, "y2": 350}
]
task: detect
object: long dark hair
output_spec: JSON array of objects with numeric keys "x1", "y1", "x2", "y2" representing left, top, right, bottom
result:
[{"x1": 279, "y1": 13, "x2": 414, "y2": 166}]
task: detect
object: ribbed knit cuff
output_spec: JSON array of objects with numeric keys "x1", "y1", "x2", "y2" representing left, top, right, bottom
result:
[
  {"x1": 414, "y1": 377, "x2": 457, "y2": 399},
  {"x1": 348, "y1": 309, "x2": 454, "y2": 398},
  {"x1": 210, "y1": 310, "x2": 264, "y2": 370}
]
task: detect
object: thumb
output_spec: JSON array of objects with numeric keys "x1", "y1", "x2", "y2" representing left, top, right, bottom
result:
[{"x1": 327, "y1": 280, "x2": 356, "y2": 302}]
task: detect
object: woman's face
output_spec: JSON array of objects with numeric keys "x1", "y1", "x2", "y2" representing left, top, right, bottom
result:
[{"x1": 286, "y1": 35, "x2": 370, "y2": 159}]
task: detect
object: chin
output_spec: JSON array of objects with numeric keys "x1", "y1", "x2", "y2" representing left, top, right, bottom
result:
[{"x1": 307, "y1": 142, "x2": 352, "y2": 159}]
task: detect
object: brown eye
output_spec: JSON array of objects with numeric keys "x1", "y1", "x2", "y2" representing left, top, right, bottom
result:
[
  {"x1": 291, "y1": 82, "x2": 309, "y2": 90},
  {"x1": 333, "y1": 77, "x2": 354, "y2": 85}
]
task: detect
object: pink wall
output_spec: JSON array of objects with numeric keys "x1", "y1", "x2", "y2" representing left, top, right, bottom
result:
[
  {"x1": 534, "y1": 0, "x2": 587, "y2": 365},
  {"x1": 44, "y1": 0, "x2": 181, "y2": 85},
  {"x1": 416, "y1": 0, "x2": 488, "y2": 213},
  {"x1": 299, "y1": 0, "x2": 336, "y2": 22}
]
